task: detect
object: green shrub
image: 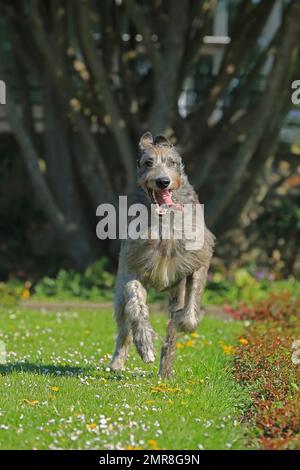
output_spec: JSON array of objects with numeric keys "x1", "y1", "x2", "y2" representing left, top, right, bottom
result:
[
  {"x1": 0, "y1": 281, "x2": 24, "y2": 307},
  {"x1": 203, "y1": 268, "x2": 300, "y2": 306},
  {"x1": 34, "y1": 258, "x2": 115, "y2": 301},
  {"x1": 4, "y1": 260, "x2": 300, "y2": 306}
]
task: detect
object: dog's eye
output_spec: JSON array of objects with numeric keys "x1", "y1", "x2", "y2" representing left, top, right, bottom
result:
[
  {"x1": 145, "y1": 160, "x2": 154, "y2": 167},
  {"x1": 168, "y1": 159, "x2": 176, "y2": 166}
]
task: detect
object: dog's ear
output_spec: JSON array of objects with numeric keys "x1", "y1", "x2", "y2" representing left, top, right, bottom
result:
[
  {"x1": 139, "y1": 132, "x2": 154, "y2": 151},
  {"x1": 154, "y1": 134, "x2": 172, "y2": 147}
]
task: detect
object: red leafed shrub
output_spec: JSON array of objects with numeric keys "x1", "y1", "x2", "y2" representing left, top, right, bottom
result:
[
  {"x1": 225, "y1": 291, "x2": 300, "y2": 324},
  {"x1": 233, "y1": 295, "x2": 300, "y2": 449},
  {"x1": 258, "y1": 397, "x2": 300, "y2": 450}
]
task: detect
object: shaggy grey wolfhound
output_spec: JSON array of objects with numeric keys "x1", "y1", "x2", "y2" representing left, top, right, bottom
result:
[{"x1": 110, "y1": 132, "x2": 215, "y2": 377}]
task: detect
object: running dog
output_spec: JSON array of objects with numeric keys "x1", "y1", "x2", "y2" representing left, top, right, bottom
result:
[{"x1": 110, "y1": 132, "x2": 215, "y2": 377}]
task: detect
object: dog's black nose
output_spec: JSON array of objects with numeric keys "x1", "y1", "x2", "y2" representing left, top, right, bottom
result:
[{"x1": 156, "y1": 177, "x2": 171, "y2": 189}]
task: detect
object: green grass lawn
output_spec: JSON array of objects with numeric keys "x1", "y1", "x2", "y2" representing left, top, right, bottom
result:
[{"x1": 0, "y1": 306, "x2": 251, "y2": 450}]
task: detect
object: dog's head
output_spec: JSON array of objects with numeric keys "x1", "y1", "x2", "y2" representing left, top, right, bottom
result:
[{"x1": 137, "y1": 132, "x2": 184, "y2": 215}]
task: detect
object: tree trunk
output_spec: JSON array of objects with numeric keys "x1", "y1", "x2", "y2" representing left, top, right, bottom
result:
[{"x1": 43, "y1": 76, "x2": 98, "y2": 268}]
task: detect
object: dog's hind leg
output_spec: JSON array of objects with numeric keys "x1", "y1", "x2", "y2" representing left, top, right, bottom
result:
[
  {"x1": 124, "y1": 279, "x2": 155, "y2": 364},
  {"x1": 159, "y1": 278, "x2": 186, "y2": 378},
  {"x1": 110, "y1": 285, "x2": 132, "y2": 371}
]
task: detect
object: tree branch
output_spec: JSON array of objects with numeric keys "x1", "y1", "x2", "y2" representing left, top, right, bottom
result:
[
  {"x1": 177, "y1": 0, "x2": 212, "y2": 88},
  {"x1": 191, "y1": 21, "x2": 286, "y2": 190},
  {"x1": 0, "y1": 57, "x2": 68, "y2": 238},
  {"x1": 206, "y1": 1, "x2": 300, "y2": 228},
  {"x1": 76, "y1": 0, "x2": 135, "y2": 191},
  {"x1": 148, "y1": 0, "x2": 189, "y2": 133},
  {"x1": 123, "y1": 0, "x2": 161, "y2": 75},
  {"x1": 188, "y1": 0, "x2": 277, "y2": 144},
  {"x1": 30, "y1": 0, "x2": 115, "y2": 198}
]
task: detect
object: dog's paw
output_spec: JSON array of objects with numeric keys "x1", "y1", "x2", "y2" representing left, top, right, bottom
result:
[
  {"x1": 108, "y1": 359, "x2": 126, "y2": 371},
  {"x1": 142, "y1": 348, "x2": 155, "y2": 363},
  {"x1": 137, "y1": 339, "x2": 156, "y2": 363},
  {"x1": 174, "y1": 310, "x2": 199, "y2": 333},
  {"x1": 133, "y1": 325, "x2": 156, "y2": 363}
]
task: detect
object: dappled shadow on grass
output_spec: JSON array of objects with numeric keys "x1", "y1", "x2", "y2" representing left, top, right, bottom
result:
[
  {"x1": 0, "y1": 362, "x2": 91, "y2": 377},
  {"x1": 0, "y1": 361, "x2": 158, "y2": 381}
]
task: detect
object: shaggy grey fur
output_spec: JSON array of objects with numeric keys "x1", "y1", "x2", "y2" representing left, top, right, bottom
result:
[{"x1": 110, "y1": 132, "x2": 215, "y2": 377}]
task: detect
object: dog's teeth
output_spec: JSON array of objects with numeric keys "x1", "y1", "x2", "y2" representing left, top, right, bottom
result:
[{"x1": 155, "y1": 204, "x2": 168, "y2": 215}]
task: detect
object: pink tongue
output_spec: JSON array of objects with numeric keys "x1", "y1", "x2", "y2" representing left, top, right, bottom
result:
[{"x1": 155, "y1": 190, "x2": 174, "y2": 206}]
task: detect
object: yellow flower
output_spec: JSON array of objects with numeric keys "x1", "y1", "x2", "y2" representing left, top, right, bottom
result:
[
  {"x1": 239, "y1": 338, "x2": 249, "y2": 346},
  {"x1": 87, "y1": 422, "x2": 97, "y2": 430},
  {"x1": 222, "y1": 345, "x2": 235, "y2": 355},
  {"x1": 150, "y1": 386, "x2": 162, "y2": 393},
  {"x1": 21, "y1": 289, "x2": 30, "y2": 299},
  {"x1": 150, "y1": 384, "x2": 180, "y2": 394},
  {"x1": 51, "y1": 386, "x2": 60, "y2": 392},
  {"x1": 22, "y1": 399, "x2": 39, "y2": 406},
  {"x1": 186, "y1": 340, "x2": 195, "y2": 347},
  {"x1": 148, "y1": 439, "x2": 160, "y2": 450},
  {"x1": 190, "y1": 332, "x2": 200, "y2": 338},
  {"x1": 176, "y1": 342, "x2": 184, "y2": 349},
  {"x1": 166, "y1": 387, "x2": 180, "y2": 393},
  {"x1": 187, "y1": 378, "x2": 204, "y2": 385},
  {"x1": 125, "y1": 445, "x2": 143, "y2": 450},
  {"x1": 148, "y1": 439, "x2": 158, "y2": 447},
  {"x1": 185, "y1": 388, "x2": 192, "y2": 395}
]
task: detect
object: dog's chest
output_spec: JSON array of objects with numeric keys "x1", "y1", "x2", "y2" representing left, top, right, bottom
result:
[{"x1": 126, "y1": 239, "x2": 200, "y2": 290}]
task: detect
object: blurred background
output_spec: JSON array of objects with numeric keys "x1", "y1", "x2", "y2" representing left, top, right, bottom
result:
[{"x1": 0, "y1": 0, "x2": 300, "y2": 303}]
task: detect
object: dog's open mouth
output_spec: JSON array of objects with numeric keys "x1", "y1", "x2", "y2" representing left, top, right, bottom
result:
[{"x1": 147, "y1": 188, "x2": 183, "y2": 215}]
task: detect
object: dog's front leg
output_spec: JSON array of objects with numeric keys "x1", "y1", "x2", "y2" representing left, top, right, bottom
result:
[
  {"x1": 124, "y1": 279, "x2": 155, "y2": 364},
  {"x1": 159, "y1": 278, "x2": 186, "y2": 378},
  {"x1": 175, "y1": 266, "x2": 208, "y2": 332}
]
